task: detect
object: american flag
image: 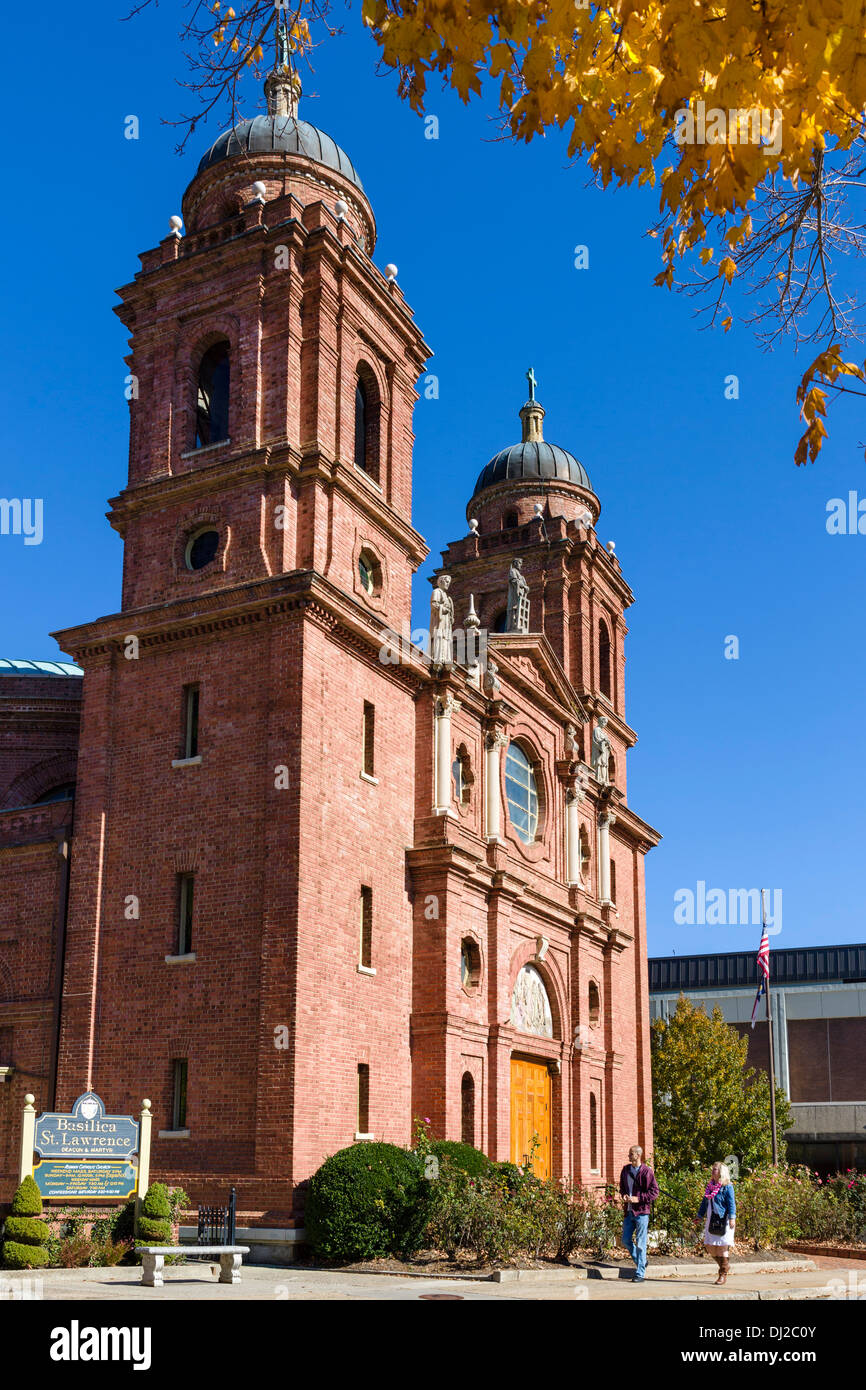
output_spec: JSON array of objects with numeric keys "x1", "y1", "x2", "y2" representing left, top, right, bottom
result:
[{"x1": 750, "y1": 922, "x2": 771, "y2": 1029}]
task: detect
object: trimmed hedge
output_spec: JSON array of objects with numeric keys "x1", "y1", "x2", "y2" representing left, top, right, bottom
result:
[
  {"x1": 141, "y1": 1183, "x2": 171, "y2": 1220},
  {"x1": 2, "y1": 1176, "x2": 50, "y2": 1270},
  {"x1": 305, "y1": 1142, "x2": 429, "y2": 1262},
  {"x1": 136, "y1": 1216, "x2": 172, "y2": 1243},
  {"x1": 3, "y1": 1216, "x2": 49, "y2": 1244},
  {"x1": 11, "y1": 1175, "x2": 43, "y2": 1218},
  {"x1": 2, "y1": 1241, "x2": 50, "y2": 1270},
  {"x1": 431, "y1": 1141, "x2": 494, "y2": 1178},
  {"x1": 135, "y1": 1183, "x2": 173, "y2": 1245}
]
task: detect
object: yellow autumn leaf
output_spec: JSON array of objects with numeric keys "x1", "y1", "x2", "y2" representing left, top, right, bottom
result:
[{"x1": 718, "y1": 257, "x2": 737, "y2": 284}]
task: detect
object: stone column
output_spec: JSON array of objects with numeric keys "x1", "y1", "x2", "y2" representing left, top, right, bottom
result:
[
  {"x1": 598, "y1": 811, "x2": 615, "y2": 904},
  {"x1": 433, "y1": 694, "x2": 459, "y2": 815},
  {"x1": 484, "y1": 728, "x2": 507, "y2": 840}
]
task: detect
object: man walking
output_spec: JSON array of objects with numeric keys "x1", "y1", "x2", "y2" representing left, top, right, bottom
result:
[{"x1": 619, "y1": 1145, "x2": 659, "y2": 1283}]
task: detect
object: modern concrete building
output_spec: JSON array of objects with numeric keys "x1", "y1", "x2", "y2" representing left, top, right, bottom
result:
[{"x1": 649, "y1": 944, "x2": 866, "y2": 1171}]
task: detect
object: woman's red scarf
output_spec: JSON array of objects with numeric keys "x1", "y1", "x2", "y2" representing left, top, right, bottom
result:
[{"x1": 704, "y1": 1179, "x2": 723, "y2": 1200}]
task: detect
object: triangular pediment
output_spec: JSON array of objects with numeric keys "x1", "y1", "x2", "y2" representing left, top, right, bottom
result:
[{"x1": 487, "y1": 632, "x2": 588, "y2": 723}]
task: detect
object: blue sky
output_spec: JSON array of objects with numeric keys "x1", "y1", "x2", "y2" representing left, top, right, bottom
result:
[{"x1": 1, "y1": 4, "x2": 863, "y2": 956}]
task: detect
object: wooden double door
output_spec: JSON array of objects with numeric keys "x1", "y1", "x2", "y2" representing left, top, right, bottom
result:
[{"x1": 510, "y1": 1057, "x2": 551, "y2": 1179}]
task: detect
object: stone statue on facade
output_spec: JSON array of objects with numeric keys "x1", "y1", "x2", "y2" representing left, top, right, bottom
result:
[
  {"x1": 592, "y1": 715, "x2": 611, "y2": 786},
  {"x1": 430, "y1": 573, "x2": 454, "y2": 667},
  {"x1": 483, "y1": 656, "x2": 500, "y2": 696},
  {"x1": 506, "y1": 557, "x2": 530, "y2": 633}
]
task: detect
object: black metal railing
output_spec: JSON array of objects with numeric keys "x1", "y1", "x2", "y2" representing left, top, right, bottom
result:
[{"x1": 197, "y1": 1187, "x2": 236, "y2": 1246}]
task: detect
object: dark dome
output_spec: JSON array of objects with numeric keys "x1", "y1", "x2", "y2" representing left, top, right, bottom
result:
[
  {"x1": 196, "y1": 115, "x2": 363, "y2": 191},
  {"x1": 471, "y1": 440, "x2": 590, "y2": 499}
]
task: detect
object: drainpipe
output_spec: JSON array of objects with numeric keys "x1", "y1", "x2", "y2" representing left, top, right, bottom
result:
[{"x1": 48, "y1": 823, "x2": 72, "y2": 1107}]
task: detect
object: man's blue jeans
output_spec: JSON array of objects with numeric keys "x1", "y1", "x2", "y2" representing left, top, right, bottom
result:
[{"x1": 622, "y1": 1210, "x2": 649, "y2": 1279}]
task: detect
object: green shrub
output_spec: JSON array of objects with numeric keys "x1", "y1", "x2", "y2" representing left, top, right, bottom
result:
[
  {"x1": 136, "y1": 1216, "x2": 172, "y2": 1243},
  {"x1": 496, "y1": 1162, "x2": 524, "y2": 1192},
  {"x1": 141, "y1": 1183, "x2": 171, "y2": 1220},
  {"x1": 59, "y1": 1236, "x2": 93, "y2": 1268},
  {"x1": 2, "y1": 1241, "x2": 50, "y2": 1269},
  {"x1": 430, "y1": 1141, "x2": 494, "y2": 1178},
  {"x1": 112, "y1": 1201, "x2": 136, "y2": 1244},
  {"x1": 10, "y1": 1175, "x2": 43, "y2": 1218},
  {"x1": 2, "y1": 1176, "x2": 50, "y2": 1269},
  {"x1": 3, "y1": 1216, "x2": 49, "y2": 1245},
  {"x1": 305, "y1": 1142, "x2": 429, "y2": 1262}
]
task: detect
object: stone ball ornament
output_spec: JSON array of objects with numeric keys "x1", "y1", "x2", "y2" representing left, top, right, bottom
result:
[{"x1": 384, "y1": 263, "x2": 398, "y2": 281}]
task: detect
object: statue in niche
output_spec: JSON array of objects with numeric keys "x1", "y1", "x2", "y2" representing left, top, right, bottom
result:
[
  {"x1": 592, "y1": 715, "x2": 611, "y2": 786},
  {"x1": 506, "y1": 558, "x2": 530, "y2": 633},
  {"x1": 510, "y1": 965, "x2": 553, "y2": 1038},
  {"x1": 430, "y1": 574, "x2": 454, "y2": 667},
  {"x1": 565, "y1": 722, "x2": 580, "y2": 762}
]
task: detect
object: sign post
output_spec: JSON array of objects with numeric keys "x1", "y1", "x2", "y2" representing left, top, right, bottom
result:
[
  {"x1": 135, "y1": 1099, "x2": 153, "y2": 1230},
  {"x1": 19, "y1": 1094, "x2": 36, "y2": 1182}
]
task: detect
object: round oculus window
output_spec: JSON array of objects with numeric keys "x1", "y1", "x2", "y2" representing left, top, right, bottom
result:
[{"x1": 185, "y1": 528, "x2": 220, "y2": 571}]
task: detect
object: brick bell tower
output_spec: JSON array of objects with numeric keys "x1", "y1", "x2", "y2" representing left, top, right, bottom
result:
[
  {"x1": 410, "y1": 370, "x2": 660, "y2": 1182},
  {"x1": 52, "y1": 39, "x2": 430, "y2": 1220}
]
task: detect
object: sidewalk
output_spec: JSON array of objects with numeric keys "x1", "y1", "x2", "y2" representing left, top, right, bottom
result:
[{"x1": 4, "y1": 1257, "x2": 865, "y2": 1302}]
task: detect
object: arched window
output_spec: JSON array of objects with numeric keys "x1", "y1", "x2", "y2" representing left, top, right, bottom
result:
[
  {"x1": 461, "y1": 1073, "x2": 475, "y2": 1146},
  {"x1": 32, "y1": 784, "x2": 75, "y2": 805},
  {"x1": 588, "y1": 981, "x2": 600, "y2": 1027},
  {"x1": 354, "y1": 367, "x2": 380, "y2": 481},
  {"x1": 357, "y1": 548, "x2": 382, "y2": 597},
  {"x1": 505, "y1": 742, "x2": 540, "y2": 844},
  {"x1": 460, "y1": 937, "x2": 481, "y2": 989},
  {"x1": 354, "y1": 380, "x2": 367, "y2": 469},
  {"x1": 195, "y1": 342, "x2": 230, "y2": 449},
  {"x1": 598, "y1": 619, "x2": 612, "y2": 700},
  {"x1": 590, "y1": 1093, "x2": 599, "y2": 1171},
  {"x1": 503, "y1": 510, "x2": 519, "y2": 530},
  {"x1": 492, "y1": 608, "x2": 508, "y2": 633}
]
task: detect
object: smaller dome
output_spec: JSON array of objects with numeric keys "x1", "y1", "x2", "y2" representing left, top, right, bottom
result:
[
  {"x1": 472, "y1": 440, "x2": 590, "y2": 499},
  {"x1": 196, "y1": 115, "x2": 363, "y2": 192}
]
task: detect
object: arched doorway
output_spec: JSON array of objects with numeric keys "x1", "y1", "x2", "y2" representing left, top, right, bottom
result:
[{"x1": 509, "y1": 965, "x2": 554, "y2": 1178}]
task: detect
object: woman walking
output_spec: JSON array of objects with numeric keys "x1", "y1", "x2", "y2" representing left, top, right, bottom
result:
[{"x1": 698, "y1": 1161, "x2": 736, "y2": 1285}]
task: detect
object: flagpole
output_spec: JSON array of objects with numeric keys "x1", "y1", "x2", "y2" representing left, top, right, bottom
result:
[{"x1": 762, "y1": 889, "x2": 779, "y2": 1164}]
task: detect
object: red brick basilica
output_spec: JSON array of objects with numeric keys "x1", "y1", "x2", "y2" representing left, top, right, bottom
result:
[{"x1": 0, "y1": 51, "x2": 660, "y2": 1233}]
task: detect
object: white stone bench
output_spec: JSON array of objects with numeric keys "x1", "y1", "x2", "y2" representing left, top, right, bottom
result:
[{"x1": 135, "y1": 1245, "x2": 250, "y2": 1288}]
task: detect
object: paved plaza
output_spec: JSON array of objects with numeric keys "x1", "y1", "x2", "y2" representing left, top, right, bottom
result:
[{"x1": 4, "y1": 1257, "x2": 864, "y2": 1302}]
